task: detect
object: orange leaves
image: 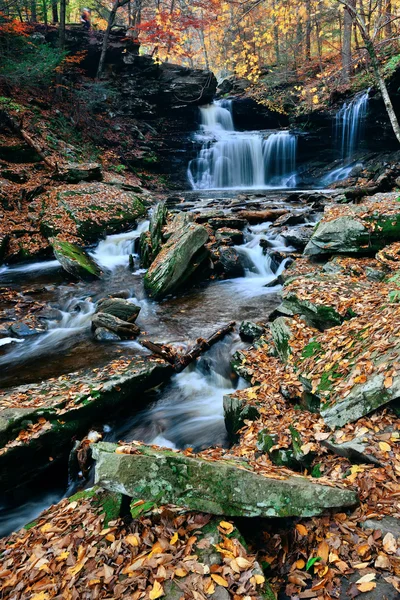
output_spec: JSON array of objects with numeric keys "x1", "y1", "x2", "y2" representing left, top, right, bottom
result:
[{"x1": 296, "y1": 524, "x2": 308, "y2": 536}]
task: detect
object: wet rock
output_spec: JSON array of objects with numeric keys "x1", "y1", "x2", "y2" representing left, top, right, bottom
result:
[
  {"x1": 215, "y1": 228, "x2": 244, "y2": 246},
  {"x1": 96, "y1": 298, "x2": 140, "y2": 323},
  {"x1": 272, "y1": 211, "x2": 309, "y2": 227},
  {"x1": 218, "y1": 247, "x2": 244, "y2": 278},
  {"x1": 92, "y1": 312, "x2": 140, "y2": 339},
  {"x1": 281, "y1": 225, "x2": 315, "y2": 251},
  {"x1": 51, "y1": 238, "x2": 103, "y2": 281},
  {"x1": 9, "y1": 321, "x2": 46, "y2": 336},
  {"x1": 52, "y1": 162, "x2": 103, "y2": 184},
  {"x1": 93, "y1": 327, "x2": 122, "y2": 342},
  {"x1": 149, "y1": 201, "x2": 168, "y2": 256},
  {"x1": 239, "y1": 321, "x2": 265, "y2": 342},
  {"x1": 144, "y1": 221, "x2": 209, "y2": 300},
  {"x1": 93, "y1": 442, "x2": 358, "y2": 518},
  {"x1": 36, "y1": 307, "x2": 64, "y2": 321},
  {"x1": 209, "y1": 216, "x2": 248, "y2": 230}
]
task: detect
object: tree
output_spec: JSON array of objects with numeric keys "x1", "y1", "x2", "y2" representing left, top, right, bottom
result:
[
  {"x1": 341, "y1": 0, "x2": 355, "y2": 83},
  {"x1": 337, "y1": 0, "x2": 400, "y2": 143},
  {"x1": 96, "y1": 0, "x2": 130, "y2": 79}
]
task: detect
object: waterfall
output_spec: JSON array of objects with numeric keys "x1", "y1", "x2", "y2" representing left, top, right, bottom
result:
[
  {"x1": 335, "y1": 90, "x2": 369, "y2": 160},
  {"x1": 323, "y1": 90, "x2": 369, "y2": 185},
  {"x1": 188, "y1": 100, "x2": 297, "y2": 190}
]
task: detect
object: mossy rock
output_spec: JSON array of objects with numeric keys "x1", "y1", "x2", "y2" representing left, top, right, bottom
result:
[
  {"x1": 93, "y1": 442, "x2": 358, "y2": 518},
  {"x1": 51, "y1": 237, "x2": 103, "y2": 281}
]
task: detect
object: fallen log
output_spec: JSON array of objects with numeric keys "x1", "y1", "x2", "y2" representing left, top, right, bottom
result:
[
  {"x1": 238, "y1": 208, "x2": 288, "y2": 224},
  {"x1": 141, "y1": 321, "x2": 236, "y2": 373}
]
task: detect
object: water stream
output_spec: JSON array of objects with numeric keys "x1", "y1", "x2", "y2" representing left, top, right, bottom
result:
[
  {"x1": 0, "y1": 205, "x2": 294, "y2": 535},
  {"x1": 188, "y1": 100, "x2": 297, "y2": 190}
]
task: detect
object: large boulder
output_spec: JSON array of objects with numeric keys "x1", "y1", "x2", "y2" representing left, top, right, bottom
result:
[
  {"x1": 304, "y1": 194, "x2": 400, "y2": 257},
  {"x1": 144, "y1": 220, "x2": 209, "y2": 299},
  {"x1": 52, "y1": 162, "x2": 103, "y2": 184},
  {"x1": 51, "y1": 238, "x2": 103, "y2": 281},
  {"x1": 93, "y1": 442, "x2": 358, "y2": 518}
]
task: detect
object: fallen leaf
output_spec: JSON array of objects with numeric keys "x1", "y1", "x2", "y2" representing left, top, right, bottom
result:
[
  {"x1": 296, "y1": 524, "x2": 308, "y2": 536},
  {"x1": 383, "y1": 532, "x2": 397, "y2": 554},
  {"x1": 211, "y1": 574, "x2": 229, "y2": 587},
  {"x1": 149, "y1": 580, "x2": 164, "y2": 599}
]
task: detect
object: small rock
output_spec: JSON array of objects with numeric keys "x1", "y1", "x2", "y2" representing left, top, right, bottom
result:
[
  {"x1": 93, "y1": 327, "x2": 122, "y2": 342},
  {"x1": 96, "y1": 298, "x2": 140, "y2": 323},
  {"x1": 239, "y1": 321, "x2": 265, "y2": 341}
]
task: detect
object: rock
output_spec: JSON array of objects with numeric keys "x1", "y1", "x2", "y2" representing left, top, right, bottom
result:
[
  {"x1": 37, "y1": 183, "x2": 147, "y2": 243},
  {"x1": 92, "y1": 312, "x2": 140, "y2": 339},
  {"x1": 36, "y1": 307, "x2": 64, "y2": 321},
  {"x1": 52, "y1": 162, "x2": 103, "y2": 184},
  {"x1": 361, "y1": 516, "x2": 400, "y2": 539},
  {"x1": 93, "y1": 327, "x2": 122, "y2": 342},
  {"x1": 278, "y1": 292, "x2": 342, "y2": 331},
  {"x1": 93, "y1": 442, "x2": 358, "y2": 518},
  {"x1": 322, "y1": 436, "x2": 383, "y2": 466},
  {"x1": 51, "y1": 238, "x2": 103, "y2": 281},
  {"x1": 305, "y1": 196, "x2": 400, "y2": 257},
  {"x1": 269, "y1": 317, "x2": 293, "y2": 362},
  {"x1": 237, "y1": 209, "x2": 288, "y2": 224},
  {"x1": 272, "y1": 211, "x2": 309, "y2": 227},
  {"x1": 215, "y1": 228, "x2": 244, "y2": 246},
  {"x1": 0, "y1": 234, "x2": 8, "y2": 264},
  {"x1": 339, "y1": 572, "x2": 398, "y2": 600},
  {"x1": 9, "y1": 321, "x2": 46, "y2": 336},
  {"x1": 209, "y1": 217, "x2": 248, "y2": 230},
  {"x1": 149, "y1": 201, "x2": 168, "y2": 257},
  {"x1": 218, "y1": 247, "x2": 244, "y2": 278},
  {"x1": 239, "y1": 321, "x2": 265, "y2": 341},
  {"x1": 231, "y1": 350, "x2": 255, "y2": 382},
  {"x1": 96, "y1": 298, "x2": 140, "y2": 323},
  {"x1": 223, "y1": 393, "x2": 260, "y2": 441},
  {"x1": 281, "y1": 225, "x2": 315, "y2": 251},
  {"x1": 0, "y1": 357, "x2": 173, "y2": 492},
  {"x1": 144, "y1": 221, "x2": 209, "y2": 299}
]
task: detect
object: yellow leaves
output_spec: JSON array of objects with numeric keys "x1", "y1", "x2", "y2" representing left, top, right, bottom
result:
[
  {"x1": 169, "y1": 532, "x2": 179, "y2": 545},
  {"x1": 254, "y1": 574, "x2": 265, "y2": 585},
  {"x1": 67, "y1": 561, "x2": 85, "y2": 577},
  {"x1": 378, "y1": 441, "x2": 391, "y2": 452},
  {"x1": 317, "y1": 541, "x2": 329, "y2": 563},
  {"x1": 149, "y1": 580, "x2": 164, "y2": 599},
  {"x1": 31, "y1": 593, "x2": 50, "y2": 600},
  {"x1": 296, "y1": 559, "x2": 306, "y2": 569},
  {"x1": 174, "y1": 568, "x2": 188, "y2": 577},
  {"x1": 40, "y1": 523, "x2": 52, "y2": 534},
  {"x1": 347, "y1": 465, "x2": 365, "y2": 483},
  {"x1": 211, "y1": 574, "x2": 229, "y2": 587},
  {"x1": 295, "y1": 524, "x2": 308, "y2": 536},
  {"x1": 312, "y1": 95, "x2": 319, "y2": 105},
  {"x1": 56, "y1": 551, "x2": 69, "y2": 562},
  {"x1": 125, "y1": 534, "x2": 139, "y2": 547},
  {"x1": 356, "y1": 573, "x2": 376, "y2": 592},
  {"x1": 219, "y1": 521, "x2": 234, "y2": 535}
]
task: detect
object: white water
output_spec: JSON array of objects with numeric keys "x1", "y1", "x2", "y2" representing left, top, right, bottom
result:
[
  {"x1": 91, "y1": 221, "x2": 149, "y2": 270},
  {"x1": 323, "y1": 90, "x2": 369, "y2": 185},
  {"x1": 188, "y1": 100, "x2": 297, "y2": 190},
  {"x1": 109, "y1": 219, "x2": 293, "y2": 450}
]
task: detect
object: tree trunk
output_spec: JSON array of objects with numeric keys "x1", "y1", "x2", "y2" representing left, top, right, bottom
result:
[
  {"x1": 59, "y1": 0, "x2": 66, "y2": 49},
  {"x1": 42, "y1": 0, "x2": 48, "y2": 25},
  {"x1": 31, "y1": 0, "x2": 37, "y2": 22},
  {"x1": 366, "y1": 40, "x2": 400, "y2": 142},
  {"x1": 97, "y1": 0, "x2": 120, "y2": 79},
  {"x1": 342, "y1": 0, "x2": 354, "y2": 83},
  {"x1": 385, "y1": 0, "x2": 392, "y2": 37},
  {"x1": 52, "y1": 0, "x2": 58, "y2": 22},
  {"x1": 305, "y1": 0, "x2": 311, "y2": 61}
]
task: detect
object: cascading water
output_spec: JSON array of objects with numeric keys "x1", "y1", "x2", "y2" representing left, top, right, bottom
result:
[
  {"x1": 323, "y1": 90, "x2": 369, "y2": 184},
  {"x1": 188, "y1": 100, "x2": 297, "y2": 190},
  {"x1": 336, "y1": 90, "x2": 369, "y2": 160}
]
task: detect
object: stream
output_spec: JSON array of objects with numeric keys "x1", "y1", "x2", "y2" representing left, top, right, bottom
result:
[{"x1": 0, "y1": 193, "x2": 297, "y2": 536}]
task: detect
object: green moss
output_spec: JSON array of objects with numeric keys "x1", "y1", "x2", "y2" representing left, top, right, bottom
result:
[
  {"x1": 24, "y1": 520, "x2": 38, "y2": 530},
  {"x1": 302, "y1": 341, "x2": 322, "y2": 359}
]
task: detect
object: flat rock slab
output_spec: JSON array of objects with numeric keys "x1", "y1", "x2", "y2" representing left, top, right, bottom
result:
[
  {"x1": 0, "y1": 358, "x2": 172, "y2": 492},
  {"x1": 93, "y1": 442, "x2": 358, "y2": 518}
]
